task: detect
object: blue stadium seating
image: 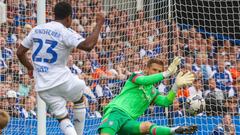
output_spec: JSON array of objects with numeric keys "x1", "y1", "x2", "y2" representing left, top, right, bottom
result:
[{"x1": 2, "y1": 116, "x2": 240, "y2": 135}]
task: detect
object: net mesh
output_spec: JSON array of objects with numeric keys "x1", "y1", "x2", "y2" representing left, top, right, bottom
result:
[{"x1": 0, "y1": 0, "x2": 240, "y2": 135}]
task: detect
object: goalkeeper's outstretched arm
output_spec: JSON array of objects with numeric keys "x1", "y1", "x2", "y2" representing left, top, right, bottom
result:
[
  {"x1": 132, "y1": 57, "x2": 181, "y2": 85},
  {"x1": 153, "y1": 90, "x2": 176, "y2": 107},
  {"x1": 132, "y1": 73, "x2": 165, "y2": 85},
  {"x1": 154, "y1": 72, "x2": 195, "y2": 107}
]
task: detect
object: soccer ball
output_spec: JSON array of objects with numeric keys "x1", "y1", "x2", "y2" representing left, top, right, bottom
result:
[{"x1": 186, "y1": 95, "x2": 206, "y2": 115}]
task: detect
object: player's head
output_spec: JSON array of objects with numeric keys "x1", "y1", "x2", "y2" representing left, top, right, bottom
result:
[
  {"x1": 0, "y1": 110, "x2": 10, "y2": 130},
  {"x1": 54, "y1": 2, "x2": 72, "y2": 28},
  {"x1": 145, "y1": 58, "x2": 164, "y2": 75}
]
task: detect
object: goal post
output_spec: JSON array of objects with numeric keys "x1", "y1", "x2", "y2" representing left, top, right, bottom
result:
[{"x1": 36, "y1": 0, "x2": 46, "y2": 135}]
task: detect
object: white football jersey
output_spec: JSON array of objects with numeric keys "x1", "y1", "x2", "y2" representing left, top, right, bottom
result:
[{"x1": 22, "y1": 21, "x2": 85, "y2": 91}]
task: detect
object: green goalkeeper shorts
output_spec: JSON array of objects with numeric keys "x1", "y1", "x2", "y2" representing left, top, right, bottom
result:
[{"x1": 98, "y1": 107, "x2": 132, "y2": 134}]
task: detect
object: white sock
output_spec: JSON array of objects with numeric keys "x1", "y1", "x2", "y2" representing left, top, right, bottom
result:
[
  {"x1": 60, "y1": 119, "x2": 77, "y2": 135},
  {"x1": 73, "y1": 103, "x2": 86, "y2": 135},
  {"x1": 170, "y1": 126, "x2": 179, "y2": 134}
]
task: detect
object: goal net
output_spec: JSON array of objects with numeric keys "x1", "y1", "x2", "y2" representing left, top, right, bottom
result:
[{"x1": 0, "y1": 0, "x2": 240, "y2": 135}]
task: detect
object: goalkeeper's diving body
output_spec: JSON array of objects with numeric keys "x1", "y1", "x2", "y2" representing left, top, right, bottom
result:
[{"x1": 99, "y1": 58, "x2": 197, "y2": 135}]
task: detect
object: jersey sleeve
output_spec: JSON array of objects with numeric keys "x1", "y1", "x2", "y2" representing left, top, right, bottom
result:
[
  {"x1": 154, "y1": 90, "x2": 176, "y2": 107},
  {"x1": 21, "y1": 29, "x2": 34, "y2": 49},
  {"x1": 129, "y1": 72, "x2": 164, "y2": 85},
  {"x1": 63, "y1": 28, "x2": 85, "y2": 48}
]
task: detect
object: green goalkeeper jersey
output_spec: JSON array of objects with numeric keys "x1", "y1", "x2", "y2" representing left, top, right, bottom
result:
[{"x1": 104, "y1": 72, "x2": 176, "y2": 120}]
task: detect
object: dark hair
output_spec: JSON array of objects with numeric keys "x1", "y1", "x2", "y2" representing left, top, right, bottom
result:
[
  {"x1": 54, "y1": 2, "x2": 72, "y2": 20},
  {"x1": 147, "y1": 59, "x2": 164, "y2": 67}
]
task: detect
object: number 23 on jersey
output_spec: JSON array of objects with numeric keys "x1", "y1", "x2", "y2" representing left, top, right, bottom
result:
[{"x1": 32, "y1": 38, "x2": 58, "y2": 64}]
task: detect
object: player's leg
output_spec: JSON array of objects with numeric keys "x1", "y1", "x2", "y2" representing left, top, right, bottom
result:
[
  {"x1": 118, "y1": 120, "x2": 142, "y2": 135},
  {"x1": 119, "y1": 120, "x2": 197, "y2": 135},
  {"x1": 98, "y1": 114, "x2": 119, "y2": 135},
  {"x1": 58, "y1": 115, "x2": 77, "y2": 135},
  {"x1": 149, "y1": 124, "x2": 198, "y2": 135},
  {"x1": 38, "y1": 89, "x2": 77, "y2": 135},
  {"x1": 99, "y1": 117, "x2": 118, "y2": 135},
  {"x1": 73, "y1": 97, "x2": 86, "y2": 135},
  {"x1": 65, "y1": 78, "x2": 87, "y2": 135},
  {"x1": 119, "y1": 120, "x2": 170, "y2": 135},
  {"x1": 98, "y1": 108, "x2": 129, "y2": 135},
  {"x1": 149, "y1": 124, "x2": 173, "y2": 135}
]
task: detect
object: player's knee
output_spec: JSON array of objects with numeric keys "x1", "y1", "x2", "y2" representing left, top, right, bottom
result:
[
  {"x1": 52, "y1": 107, "x2": 68, "y2": 120},
  {"x1": 74, "y1": 96, "x2": 85, "y2": 105},
  {"x1": 140, "y1": 121, "x2": 153, "y2": 134},
  {"x1": 55, "y1": 112, "x2": 68, "y2": 120},
  {"x1": 57, "y1": 115, "x2": 69, "y2": 122}
]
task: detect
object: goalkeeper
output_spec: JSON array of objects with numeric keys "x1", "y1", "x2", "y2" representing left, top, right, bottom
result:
[{"x1": 98, "y1": 57, "x2": 197, "y2": 135}]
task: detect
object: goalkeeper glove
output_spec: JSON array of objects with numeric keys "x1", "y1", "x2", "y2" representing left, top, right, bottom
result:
[
  {"x1": 162, "y1": 57, "x2": 181, "y2": 78},
  {"x1": 172, "y1": 71, "x2": 195, "y2": 92}
]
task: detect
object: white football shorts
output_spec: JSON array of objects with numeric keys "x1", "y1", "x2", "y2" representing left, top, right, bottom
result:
[{"x1": 38, "y1": 76, "x2": 86, "y2": 119}]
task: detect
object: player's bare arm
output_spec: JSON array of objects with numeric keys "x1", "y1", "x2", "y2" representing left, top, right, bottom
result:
[
  {"x1": 16, "y1": 45, "x2": 34, "y2": 78},
  {"x1": 77, "y1": 13, "x2": 105, "y2": 52}
]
